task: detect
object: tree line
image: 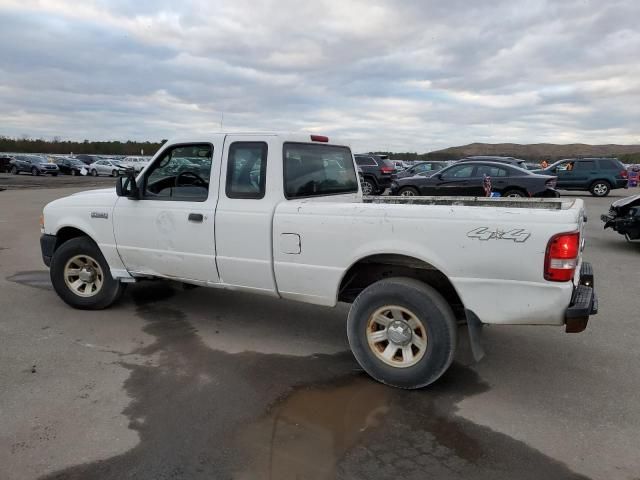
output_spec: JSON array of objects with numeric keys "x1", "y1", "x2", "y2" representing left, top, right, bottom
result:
[{"x1": 0, "y1": 137, "x2": 165, "y2": 156}]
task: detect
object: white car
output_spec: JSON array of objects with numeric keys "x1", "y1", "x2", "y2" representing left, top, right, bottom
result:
[
  {"x1": 120, "y1": 156, "x2": 151, "y2": 173},
  {"x1": 87, "y1": 159, "x2": 125, "y2": 177},
  {"x1": 39, "y1": 133, "x2": 597, "y2": 389}
]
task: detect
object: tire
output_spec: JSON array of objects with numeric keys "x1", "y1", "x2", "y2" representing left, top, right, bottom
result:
[
  {"x1": 590, "y1": 180, "x2": 610, "y2": 197},
  {"x1": 111, "y1": 170, "x2": 118, "y2": 177},
  {"x1": 32, "y1": 167, "x2": 40, "y2": 176},
  {"x1": 50, "y1": 236, "x2": 125, "y2": 310},
  {"x1": 398, "y1": 186, "x2": 420, "y2": 197},
  {"x1": 347, "y1": 277, "x2": 457, "y2": 389},
  {"x1": 503, "y1": 189, "x2": 525, "y2": 198},
  {"x1": 71, "y1": 169, "x2": 77, "y2": 176},
  {"x1": 361, "y1": 179, "x2": 376, "y2": 196},
  {"x1": 10, "y1": 166, "x2": 18, "y2": 175},
  {"x1": 52, "y1": 173, "x2": 58, "y2": 177},
  {"x1": 91, "y1": 169, "x2": 98, "y2": 177}
]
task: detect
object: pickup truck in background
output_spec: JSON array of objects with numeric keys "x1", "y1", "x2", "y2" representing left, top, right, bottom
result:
[{"x1": 39, "y1": 133, "x2": 597, "y2": 389}]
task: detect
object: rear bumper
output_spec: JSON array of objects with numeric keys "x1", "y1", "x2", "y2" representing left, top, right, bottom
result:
[
  {"x1": 614, "y1": 179, "x2": 629, "y2": 189},
  {"x1": 565, "y1": 262, "x2": 597, "y2": 333},
  {"x1": 40, "y1": 234, "x2": 56, "y2": 267}
]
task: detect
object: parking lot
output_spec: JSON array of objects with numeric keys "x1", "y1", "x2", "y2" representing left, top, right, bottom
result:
[{"x1": 1, "y1": 179, "x2": 639, "y2": 480}]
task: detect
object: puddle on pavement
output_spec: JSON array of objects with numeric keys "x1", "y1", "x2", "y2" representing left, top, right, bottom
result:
[
  {"x1": 7, "y1": 270, "x2": 52, "y2": 290},
  {"x1": 41, "y1": 281, "x2": 590, "y2": 480},
  {"x1": 234, "y1": 376, "x2": 391, "y2": 480}
]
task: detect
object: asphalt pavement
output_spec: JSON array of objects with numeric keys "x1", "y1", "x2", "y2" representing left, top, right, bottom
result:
[{"x1": 0, "y1": 183, "x2": 639, "y2": 480}]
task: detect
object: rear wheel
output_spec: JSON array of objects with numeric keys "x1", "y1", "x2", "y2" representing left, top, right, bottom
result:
[
  {"x1": 71, "y1": 169, "x2": 77, "y2": 176},
  {"x1": 91, "y1": 169, "x2": 98, "y2": 177},
  {"x1": 503, "y1": 189, "x2": 525, "y2": 198},
  {"x1": 50, "y1": 237, "x2": 125, "y2": 310},
  {"x1": 398, "y1": 186, "x2": 419, "y2": 197},
  {"x1": 10, "y1": 166, "x2": 18, "y2": 175},
  {"x1": 111, "y1": 169, "x2": 118, "y2": 177},
  {"x1": 31, "y1": 167, "x2": 39, "y2": 176},
  {"x1": 590, "y1": 180, "x2": 610, "y2": 197},
  {"x1": 347, "y1": 277, "x2": 457, "y2": 389},
  {"x1": 361, "y1": 179, "x2": 376, "y2": 196},
  {"x1": 52, "y1": 173, "x2": 58, "y2": 177}
]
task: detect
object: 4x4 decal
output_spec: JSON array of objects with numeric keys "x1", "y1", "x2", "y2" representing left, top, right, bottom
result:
[{"x1": 467, "y1": 227, "x2": 531, "y2": 243}]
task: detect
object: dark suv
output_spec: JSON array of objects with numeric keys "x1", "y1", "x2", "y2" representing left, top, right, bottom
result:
[
  {"x1": 536, "y1": 158, "x2": 628, "y2": 197},
  {"x1": 354, "y1": 154, "x2": 396, "y2": 195}
]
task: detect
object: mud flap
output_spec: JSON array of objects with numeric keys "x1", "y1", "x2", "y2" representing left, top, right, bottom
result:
[{"x1": 464, "y1": 309, "x2": 485, "y2": 362}]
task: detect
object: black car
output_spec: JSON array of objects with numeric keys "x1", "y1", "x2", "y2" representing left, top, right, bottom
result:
[
  {"x1": 458, "y1": 156, "x2": 528, "y2": 170},
  {"x1": 390, "y1": 161, "x2": 558, "y2": 198},
  {"x1": 395, "y1": 161, "x2": 452, "y2": 179},
  {"x1": 9, "y1": 155, "x2": 60, "y2": 176},
  {"x1": 534, "y1": 158, "x2": 628, "y2": 197},
  {"x1": 73, "y1": 154, "x2": 101, "y2": 165},
  {"x1": 601, "y1": 193, "x2": 640, "y2": 241},
  {"x1": 354, "y1": 154, "x2": 396, "y2": 195},
  {"x1": 0, "y1": 154, "x2": 15, "y2": 173},
  {"x1": 54, "y1": 156, "x2": 86, "y2": 175}
]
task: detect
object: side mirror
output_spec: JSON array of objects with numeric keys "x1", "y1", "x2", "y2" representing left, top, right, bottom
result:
[{"x1": 116, "y1": 170, "x2": 140, "y2": 199}]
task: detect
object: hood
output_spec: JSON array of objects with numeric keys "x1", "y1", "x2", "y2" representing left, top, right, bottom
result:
[
  {"x1": 611, "y1": 193, "x2": 640, "y2": 215},
  {"x1": 72, "y1": 187, "x2": 114, "y2": 196}
]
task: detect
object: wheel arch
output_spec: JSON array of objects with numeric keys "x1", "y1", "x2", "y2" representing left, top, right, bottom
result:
[
  {"x1": 54, "y1": 226, "x2": 97, "y2": 252},
  {"x1": 337, "y1": 253, "x2": 464, "y2": 317}
]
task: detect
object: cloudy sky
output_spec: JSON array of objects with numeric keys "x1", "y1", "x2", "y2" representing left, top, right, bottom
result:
[{"x1": 0, "y1": 0, "x2": 639, "y2": 152}]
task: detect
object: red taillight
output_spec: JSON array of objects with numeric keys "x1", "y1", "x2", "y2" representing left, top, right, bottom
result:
[
  {"x1": 544, "y1": 231, "x2": 580, "y2": 282},
  {"x1": 380, "y1": 166, "x2": 394, "y2": 174},
  {"x1": 621, "y1": 169, "x2": 628, "y2": 179},
  {"x1": 310, "y1": 135, "x2": 329, "y2": 142}
]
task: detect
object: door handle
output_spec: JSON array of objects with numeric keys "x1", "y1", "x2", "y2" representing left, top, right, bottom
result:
[{"x1": 188, "y1": 213, "x2": 204, "y2": 223}]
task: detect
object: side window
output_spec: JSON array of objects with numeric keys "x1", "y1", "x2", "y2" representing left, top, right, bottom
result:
[
  {"x1": 574, "y1": 160, "x2": 595, "y2": 170},
  {"x1": 143, "y1": 143, "x2": 213, "y2": 201},
  {"x1": 442, "y1": 165, "x2": 475, "y2": 179},
  {"x1": 598, "y1": 159, "x2": 619, "y2": 169},
  {"x1": 476, "y1": 165, "x2": 509, "y2": 177},
  {"x1": 226, "y1": 142, "x2": 268, "y2": 199},
  {"x1": 284, "y1": 143, "x2": 358, "y2": 198}
]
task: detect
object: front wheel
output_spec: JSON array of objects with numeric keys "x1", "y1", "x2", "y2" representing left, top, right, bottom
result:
[
  {"x1": 347, "y1": 277, "x2": 457, "y2": 389},
  {"x1": 91, "y1": 169, "x2": 98, "y2": 177},
  {"x1": 52, "y1": 173, "x2": 58, "y2": 177},
  {"x1": 111, "y1": 169, "x2": 118, "y2": 177},
  {"x1": 10, "y1": 166, "x2": 18, "y2": 175},
  {"x1": 32, "y1": 167, "x2": 39, "y2": 176},
  {"x1": 71, "y1": 169, "x2": 77, "y2": 176},
  {"x1": 590, "y1": 180, "x2": 610, "y2": 197},
  {"x1": 50, "y1": 237, "x2": 125, "y2": 310},
  {"x1": 398, "y1": 186, "x2": 419, "y2": 197}
]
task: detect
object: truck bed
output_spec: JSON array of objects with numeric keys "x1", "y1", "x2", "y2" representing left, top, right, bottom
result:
[{"x1": 363, "y1": 195, "x2": 571, "y2": 210}]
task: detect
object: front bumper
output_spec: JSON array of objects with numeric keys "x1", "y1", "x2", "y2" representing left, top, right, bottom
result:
[
  {"x1": 565, "y1": 262, "x2": 598, "y2": 333},
  {"x1": 40, "y1": 234, "x2": 56, "y2": 267}
]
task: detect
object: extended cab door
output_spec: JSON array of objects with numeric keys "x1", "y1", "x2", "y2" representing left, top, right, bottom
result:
[
  {"x1": 112, "y1": 141, "x2": 223, "y2": 283},
  {"x1": 214, "y1": 135, "x2": 278, "y2": 294}
]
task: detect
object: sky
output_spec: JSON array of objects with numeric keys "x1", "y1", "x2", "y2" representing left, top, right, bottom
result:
[{"x1": 0, "y1": 0, "x2": 639, "y2": 152}]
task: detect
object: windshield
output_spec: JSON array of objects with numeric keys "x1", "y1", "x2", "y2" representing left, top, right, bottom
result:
[{"x1": 283, "y1": 143, "x2": 358, "y2": 198}]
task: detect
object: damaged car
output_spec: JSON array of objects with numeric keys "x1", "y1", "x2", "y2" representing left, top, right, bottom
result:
[{"x1": 601, "y1": 193, "x2": 640, "y2": 242}]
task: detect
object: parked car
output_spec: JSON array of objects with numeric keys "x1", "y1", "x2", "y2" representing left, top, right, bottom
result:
[
  {"x1": 396, "y1": 161, "x2": 452, "y2": 179},
  {"x1": 601, "y1": 193, "x2": 640, "y2": 242},
  {"x1": 535, "y1": 158, "x2": 628, "y2": 197},
  {"x1": 54, "y1": 157, "x2": 86, "y2": 175},
  {"x1": 39, "y1": 132, "x2": 596, "y2": 390},
  {"x1": 458, "y1": 156, "x2": 528, "y2": 170},
  {"x1": 391, "y1": 160, "x2": 411, "y2": 171},
  {"x1": 120, "y1": 156, "x2": 151, "y2": 173},
  {"x1": 71, "y1": 154, "x2": 102, "y2": 165},
  {"x1": 0, "y1": 154, "x2": 15, "y2": 173},
  {"x1": 390, "y1": 161, "x2": 558, "y2": 198},
  {"x1": 354, "y1": 154, "x2": 396, "y2": 195},
  {"x1": 9, "y1": 155, "x2": 60, "y2": 176},
  {"x1": 87, "y1": 159, "x2": 126, "y2": 177}
]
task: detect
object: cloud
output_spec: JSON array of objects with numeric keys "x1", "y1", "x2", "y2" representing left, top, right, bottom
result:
[{"x1": 0, "y1": 0, "x2": 638, "y2": 152}]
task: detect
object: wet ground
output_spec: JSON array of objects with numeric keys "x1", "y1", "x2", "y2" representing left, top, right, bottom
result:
[{"x1": 1, "y1": 187, "x2": 639, "y2": 479}]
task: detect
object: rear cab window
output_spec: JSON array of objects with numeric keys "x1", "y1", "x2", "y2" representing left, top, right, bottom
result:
[{"x1": 284, "y1": 143, "x2": 358, "y2": 198}]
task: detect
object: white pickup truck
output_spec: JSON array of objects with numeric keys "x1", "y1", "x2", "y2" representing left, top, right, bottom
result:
[{"x1": 40, "y1": 133, "x2": 597, "y2": 389}]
